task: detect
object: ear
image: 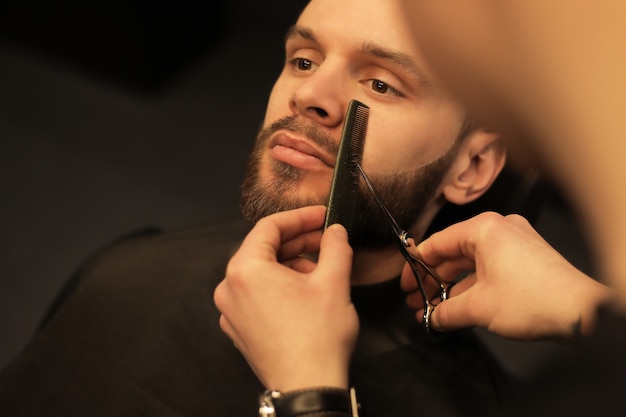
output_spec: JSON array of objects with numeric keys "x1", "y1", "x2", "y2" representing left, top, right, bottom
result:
[{"x1": 441, "y1": 130, "x2": 506, "y2": 205}]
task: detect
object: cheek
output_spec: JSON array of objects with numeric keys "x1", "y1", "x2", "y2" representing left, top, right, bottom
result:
[
  {"x1": 263, "y1": 76, "x2": 292, "y2": 125},
  {"x1": 362, "y1": 120, "x2": 454, "y2": 175}
]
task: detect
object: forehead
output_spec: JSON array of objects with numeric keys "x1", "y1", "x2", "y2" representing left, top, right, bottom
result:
[{"x1": 297, "y1": 0, "x2": 421, "y2": 57}]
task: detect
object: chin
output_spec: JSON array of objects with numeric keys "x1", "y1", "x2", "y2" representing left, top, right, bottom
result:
[{"x1": 240, "y1": 176, "x2": 330, "y2": 223}]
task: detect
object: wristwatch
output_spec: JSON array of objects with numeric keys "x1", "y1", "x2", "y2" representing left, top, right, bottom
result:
[{"x1": 259, "y1": 387, "x2": 360, "y2": 417}]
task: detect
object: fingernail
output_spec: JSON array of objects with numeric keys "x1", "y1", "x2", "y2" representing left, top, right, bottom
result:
[{"x1": 328, "y1": 223, "x2": 348, "y2": 238}]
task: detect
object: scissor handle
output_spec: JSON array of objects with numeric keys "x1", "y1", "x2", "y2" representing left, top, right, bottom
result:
[
  {"x1": 422, "y1": 302, "x2": 446, "y2": 339},
  {"x1": 402, "y1": 233, "x2": 449, "y2": 339},
  {"x1": 402, "y1": 233, "x2": 449, "y2": 298}
]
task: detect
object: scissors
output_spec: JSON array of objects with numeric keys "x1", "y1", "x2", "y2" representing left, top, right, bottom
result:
[{"x1": 357, "y1": 164, "x2": 452, "y2": 336}]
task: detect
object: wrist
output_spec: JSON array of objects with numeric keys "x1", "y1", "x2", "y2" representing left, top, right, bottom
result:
[
  {"x1": 578, "y1": 280, "x2": 613, "y2": 337},
  {"x1": 267, "y1": 361, "x2": 349, "y2": 392},
  {"x1": 259, "y1": 387, "x2": 359, "y2": 417}
]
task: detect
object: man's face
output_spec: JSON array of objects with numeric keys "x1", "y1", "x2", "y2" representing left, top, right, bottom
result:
[{"x1": 241, "y1": 0, "x2": 467, "y2": 246}]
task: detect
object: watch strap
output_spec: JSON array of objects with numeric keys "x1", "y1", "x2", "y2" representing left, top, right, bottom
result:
[{"x1": 259, "y1": 387, "x2": 359, "y2": 417}]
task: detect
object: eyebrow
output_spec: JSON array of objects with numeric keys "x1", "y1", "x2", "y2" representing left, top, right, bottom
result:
[
  {"x1": 285, "y1": 25, "x2": 316, "y2": 43},
  {"x1": 358, "y1": 41, "x2": 432, "y2": 87},
  {"x1": 285, "y1": 25, "x2": 432, "y2": 88}
]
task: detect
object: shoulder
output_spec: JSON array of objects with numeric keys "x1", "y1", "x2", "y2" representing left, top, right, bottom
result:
[
  {"x1": 110, "y1": 218, "x2": 252, "y2": 254},
  {"x1": 84, "y1": 218, "x2": 252, "y2": 273},
  {"x1": 39, "y1": 218, "x2": 252, "y2": 329}
]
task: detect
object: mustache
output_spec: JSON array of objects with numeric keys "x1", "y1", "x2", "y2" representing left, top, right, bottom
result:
[{"x1": 258, "y1": 116, "x2": 339, "y2": 156}]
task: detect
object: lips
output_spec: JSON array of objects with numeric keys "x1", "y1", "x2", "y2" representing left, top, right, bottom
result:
[{"x1": 269, "y1": 133, "x2": 335, "y2": 168}]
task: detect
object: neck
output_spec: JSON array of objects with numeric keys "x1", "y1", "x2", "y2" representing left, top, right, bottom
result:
[{"x1": 351, "y1": 245, "x2": 406, "y2": 285}]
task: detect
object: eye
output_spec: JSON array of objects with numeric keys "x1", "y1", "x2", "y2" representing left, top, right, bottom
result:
[
  {"x1": 297, "y1": 58, "x2": 312, "y2": 71},
  {"x1": 372, "y1": 80, "x2": 388, "y2": 93},
  {"x1": 290, "y1": 57, "x2": 318, "y2": 72},
  {"x1": 366, "y1": 79, "x2": 401, "y2": 96}
]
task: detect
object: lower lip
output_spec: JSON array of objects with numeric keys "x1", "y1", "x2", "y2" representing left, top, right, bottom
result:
[{"x1": 270, "y1": 145, "x2": 329, "y2": 170}]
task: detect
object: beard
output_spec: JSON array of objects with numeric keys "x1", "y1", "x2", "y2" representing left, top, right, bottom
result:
[{"x1": 240, "y1": 116, "x2": 460, "y2": 247}]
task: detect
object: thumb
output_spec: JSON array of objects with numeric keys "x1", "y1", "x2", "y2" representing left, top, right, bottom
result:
[
  {"x1": 429, "y1": 293, "x2": 476, "y2": 331},
  {"x1": 316, "y1": 224, "x2": 353, "y2": 286}
]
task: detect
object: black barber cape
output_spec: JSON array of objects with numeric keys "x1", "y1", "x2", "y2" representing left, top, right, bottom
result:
[
  {"x1": 0, "y1": 219, "x2": 511, "y2": 417},
  {"x1": 508, "y1": 307, "x2": 626, "y2": 417}
]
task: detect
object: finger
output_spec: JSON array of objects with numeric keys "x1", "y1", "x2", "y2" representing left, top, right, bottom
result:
[
  {"x1": 400, "y1": 262, "x2": 419, "y2": 292},
  {"x1": 236, "y1": 206, "x2": 327, "y2": 262},
  {"x1": 405, "y1": 291, "x2": 425, "y2": 309},
  {"x1": 400, "y1": 256, "x2": 474, "y2": 296},
  {"x1": 277, "y1": 229, "x2": 323, "y2": 261},
  {"x1": 400, "y1": 257, "x2": 470, "y2": 294},
  {"x1": 428, "y1": 291, "x2": 481, "y2": 331},
  {"x1": 416, "y1": 224, "x2": 477, "y2": 266},
  {"x1": 447, "y1": 273, "x2": 476, "y2": 296},
  {"x1": 399, "y1": 265, "x2": 444, "y2": 296},
  {"x1": 283, "y1": 256, "x2": 318, "y2": 273},
  {"x1": 274, "y1": 205, "x2": 327, "y2": 241},
  {"x1": 416, "y1": 212, "x2": 511, "y2": 265},
  {"x1": 316, "y1": 224, "x2": 353, "y2": 289},
  {"x1": 418, "y1": 212, "x2": 546, "y2": 271},
  {"x1": 427, "y1": 257, "x2": 476, "y2": 282},
  {"x1": 504, "y1": 213, "x2": 534, "y2": 229},
  {"x1": 405, "y1": 272, "x2": 477, "y2": 312}
]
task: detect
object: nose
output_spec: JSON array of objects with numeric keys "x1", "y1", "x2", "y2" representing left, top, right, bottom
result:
[{"x1": 289, "y1": 63, "x2": 347, "y2": 128}]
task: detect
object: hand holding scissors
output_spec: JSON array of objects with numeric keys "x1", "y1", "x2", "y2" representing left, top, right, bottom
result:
[{"x1": 403, "y1": 211, "x2": 612, "y2": 341}]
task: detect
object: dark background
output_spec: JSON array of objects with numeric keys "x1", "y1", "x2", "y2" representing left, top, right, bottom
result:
[{"x1": 0, "y1": 1, "x2": 595, "y2": 382}]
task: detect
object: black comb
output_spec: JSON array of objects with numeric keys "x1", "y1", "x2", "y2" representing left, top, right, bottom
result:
[{"x1": 323, "y1": 99, "x2": 369, "y2": 240}]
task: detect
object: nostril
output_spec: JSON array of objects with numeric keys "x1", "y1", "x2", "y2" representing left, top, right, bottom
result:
[{"x1": 312, "y1": 107, "x2": 328, "y2": 118}]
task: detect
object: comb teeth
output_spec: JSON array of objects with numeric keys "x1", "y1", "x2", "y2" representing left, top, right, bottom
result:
[{"x1": 323, "y1": 100, "x2": 370, "y2": 241}]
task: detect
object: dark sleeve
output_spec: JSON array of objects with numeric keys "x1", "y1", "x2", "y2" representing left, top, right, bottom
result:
[{"x1": 505, "y1": 308, "x2": 626, "y2": 416}]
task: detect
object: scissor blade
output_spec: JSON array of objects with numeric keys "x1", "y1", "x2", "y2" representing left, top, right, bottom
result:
[{"x1": 357, "y1": 164, "x2": 405, "y2": 237}]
